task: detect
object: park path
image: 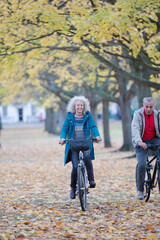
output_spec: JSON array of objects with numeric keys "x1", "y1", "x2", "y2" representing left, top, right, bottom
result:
[{"x1": 0, "y1": 126, "x2": 160, "y2": 240}]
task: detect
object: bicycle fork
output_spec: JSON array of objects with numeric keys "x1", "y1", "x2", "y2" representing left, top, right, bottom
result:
[{"x1": 78, "y1": 152, "x2": 89, "y2": 194}]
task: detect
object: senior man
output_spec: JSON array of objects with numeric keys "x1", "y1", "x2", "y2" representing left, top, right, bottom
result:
[{"x1": 131, "y1": 97, "x2": 160, "y2": 200}]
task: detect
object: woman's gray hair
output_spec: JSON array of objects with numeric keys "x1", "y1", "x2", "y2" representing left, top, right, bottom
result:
[
  {"x1": 66, "y1": 96, "x2": 90, "y2": 113},
  {"x1": 143, "y1": 97, "x2": 156, "y2": 105}
]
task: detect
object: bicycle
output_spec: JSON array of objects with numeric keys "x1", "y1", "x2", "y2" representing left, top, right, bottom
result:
[
  {"x1": 61, "y1": 137, "x2": 98, "y2": 211},
  {"x1": 77, "y1": 149, "x2": 88, "y2": 211},
  {"x1": 136, "y1": 144, "x2": 160, "y2": 202}
]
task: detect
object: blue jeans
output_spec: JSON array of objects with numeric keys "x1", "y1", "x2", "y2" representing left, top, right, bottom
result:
[
  {"x1": 70, "y1": 149, "x2": 94, "y2": 188},
  {"x1": 135, "y1": 138, "x2": 160, "y2": 192}
]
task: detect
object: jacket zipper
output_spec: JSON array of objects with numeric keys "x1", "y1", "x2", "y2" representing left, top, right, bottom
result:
[{"x1": 148, "y1": 115, "x2": 150, "y2": 128}]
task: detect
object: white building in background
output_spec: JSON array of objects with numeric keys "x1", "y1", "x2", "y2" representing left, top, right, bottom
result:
[{"x1": 0, "y1": 102, "x2": 46, "y2": 124}]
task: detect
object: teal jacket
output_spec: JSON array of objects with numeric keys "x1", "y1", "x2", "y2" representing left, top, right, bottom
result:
[{"x1": 60, "y1": 112, "x2": 100, "y2": 166}]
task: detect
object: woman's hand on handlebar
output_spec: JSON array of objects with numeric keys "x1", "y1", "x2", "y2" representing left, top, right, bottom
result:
[
  {"x1": 59, "y1": 139, "x2": 65, "y2": 145},
  {"x1": 95, "y1": 136, "x2": 102, "y2": 142}
]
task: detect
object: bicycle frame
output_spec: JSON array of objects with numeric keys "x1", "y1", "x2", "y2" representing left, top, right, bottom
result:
[
  {"x1": 148, "y1": 146, "x2": 160, "y2": 188},
  {"x1": 146, "y1": 155, "x2": 157, "y2": 189},
  {"x1": 144, "y1": 145, "x2": 160, "y2": 201},
  {"x1": 77, "y1": 151, "x2": 88, "y2": 211}
]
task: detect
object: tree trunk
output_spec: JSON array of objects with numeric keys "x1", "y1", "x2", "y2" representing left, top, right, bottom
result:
[
  {"x1": 117, "y1": 75, "x2": 134, "y2": 151},
  {"x1": 45, "y1": 108, "x2": 53, "y2": 133},
  {"x1": 83, "y1": 86, "x2": 100, "y2": 125},
  {"x1": 45, "y1": 108, "x2": 59, "y2": 134},
  {"x1": 136, "y1": 84, "x2": 151, "y2": 108},
  {"x1": 136, "y1": 66, "x2": 152, "y2": 108},
  {"x1": 130, "y1": 62, "x2": 152, "y2": 108},
  {"x1": 90, "y1": 106, "x2": 97, "y2": 124},
  {"x1": 102, "y1": 99, "x2": 112, "y2": 147},
  {"x1": 58, "y1": 101, "x2": 67, "y2": 130},
  {"x1": 119, "y1": 95, "x2": 133, "y2": 151}
]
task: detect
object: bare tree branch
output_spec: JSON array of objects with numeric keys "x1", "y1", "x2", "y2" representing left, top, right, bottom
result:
[{"x1": 81, "y1": 38, "x2": 160, "y2": 90}]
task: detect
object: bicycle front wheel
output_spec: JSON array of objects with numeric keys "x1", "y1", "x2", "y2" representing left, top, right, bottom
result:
[
  {"x1": 136, "y1": 164, "x2": 151, "y2": 202},
  {"x1": 157, "y1": 166, "x2": 160, "y2": 193},
  {"x1": 144, "y1": 172, "x2": 151, "y2": 202},
  {"x1": 77, "y1": 164, "x2": 87, "y2": 211}
]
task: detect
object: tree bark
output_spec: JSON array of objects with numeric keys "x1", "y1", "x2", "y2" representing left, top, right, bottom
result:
[
  {"x1": 136, "y1": 66, "x2": 152, "y2": 108},
  {"x1": 90, "y1": 104, "x2": 97, "y2": 124},
  {"x1": 136, "y1": 84, "x2": 151, "y2": 108},
  {"x1": 102, "y1": 99, "x2": 112, "y2": 147},
  {"x1": 116, "y1": 75, "x2": 134, "y2": 151},
  {"x1": 45, "y1": 108, "x2": 59, "y2": 134},
  {"x1": 58, "y1": 101, "x2": 67, "y2": 130},
  {"x1": 45, "y1": 108, "x2": 53, "y2": 133}
]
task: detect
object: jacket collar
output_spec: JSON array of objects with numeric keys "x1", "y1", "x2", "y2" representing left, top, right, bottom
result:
[
  {"x1": 68, "y1": 111, "x2": 89, "y2": 121},
  {"x1": 138, "y1": 107, "x2": 158, "y2": 117}
]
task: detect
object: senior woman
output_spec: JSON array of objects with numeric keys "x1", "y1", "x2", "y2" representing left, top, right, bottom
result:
[{"x1": 59, "y1": 96, "x2": 102, "y2": 199}]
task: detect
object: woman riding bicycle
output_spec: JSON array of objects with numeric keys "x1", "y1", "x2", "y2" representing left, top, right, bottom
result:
[{"x1": 59, "y1": 96, "x2": 102, "y2": 199}]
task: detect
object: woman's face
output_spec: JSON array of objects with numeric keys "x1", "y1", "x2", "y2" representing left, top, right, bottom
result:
[{"x1": 75, "y1": 101, "x2": 84, "y2": 116}]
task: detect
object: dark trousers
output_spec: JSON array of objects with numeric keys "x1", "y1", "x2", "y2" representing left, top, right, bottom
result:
[
  {"x1": 135, "y1": 137, "x2": 160, "y2": 192},
  {"x1": 70, "y1": 149, "x2": 94, "y2": 188}
]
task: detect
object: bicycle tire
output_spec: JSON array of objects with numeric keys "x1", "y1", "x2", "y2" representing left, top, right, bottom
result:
[
  {"x1": 77, "y1": 164, "x2": 87, "y2": 211},
  {"x1": 157, "y1": 166, "x2": 160, "y2": 193},
  {"x1": 136, "y1": 164, "x2": 151, "y2": 202},
  {"x1": 144, "y1": 171, "x2": 151, "y2": 202},
  {"x1": 144, "y1": 165, "x2": 152, "y2": 202}
]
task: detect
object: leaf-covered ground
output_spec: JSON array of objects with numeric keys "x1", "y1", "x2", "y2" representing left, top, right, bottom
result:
[{"x1": 0, "y1": 125, "x2": 160, "y2": 240}]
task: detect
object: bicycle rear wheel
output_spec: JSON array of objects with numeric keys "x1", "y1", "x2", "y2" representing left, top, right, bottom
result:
[{"x1": 77, "y1": 164, "x2": 87, "y2": 211}]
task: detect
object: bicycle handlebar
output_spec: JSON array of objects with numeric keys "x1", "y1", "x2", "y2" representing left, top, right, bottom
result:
[
  {"x1": 147, "y1": 144, "x2": 160, "y2": 148},
  {"x1": 59, "y1": 137, "x2": 100, "y2": 145}
]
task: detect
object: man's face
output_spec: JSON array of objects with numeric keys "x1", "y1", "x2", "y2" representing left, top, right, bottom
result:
[{"x1": 144, "y1": 101, "x2": 155, "y2": 115}]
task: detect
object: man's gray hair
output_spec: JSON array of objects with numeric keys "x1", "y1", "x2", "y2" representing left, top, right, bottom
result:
[
  {"x1": 66, "y1": 96, "x2": 90, "y2": 113},
  {"x1": 143, "y1": 97, "x2": 156, "y2": 105}
]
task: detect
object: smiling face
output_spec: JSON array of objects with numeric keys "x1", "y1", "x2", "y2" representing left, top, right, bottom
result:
[
  {"x1": 75, "y1": 100, "x2": 84, "y2": 116},
  {"x1": 144, "y1": 100, "x2": 155, "y2": 115}
]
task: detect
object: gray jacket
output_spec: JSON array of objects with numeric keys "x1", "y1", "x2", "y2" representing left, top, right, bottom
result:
[{"x1": 131, "y1": 107, "x2": 160, "y2": 148}]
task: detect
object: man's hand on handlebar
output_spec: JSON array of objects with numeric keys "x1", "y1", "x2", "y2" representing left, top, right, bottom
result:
[{"x1": 139, "y1": 142, "x2": 147, "y2": 150}]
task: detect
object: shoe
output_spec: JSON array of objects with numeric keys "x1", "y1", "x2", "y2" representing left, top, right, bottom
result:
[
  {"x1": 70, "y1": 188, "x2": 76, "y2": 199},
  {"x1": 137, "y1": 191, "x2": 144, "y2": 200},
  {"x1": 89, "y1": 180, "x2": 96, "y2": 188}
]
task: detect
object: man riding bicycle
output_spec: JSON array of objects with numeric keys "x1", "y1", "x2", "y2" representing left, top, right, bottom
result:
[{"x1": 131, "y1": 97, "x2": 160, "y2": 200}]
